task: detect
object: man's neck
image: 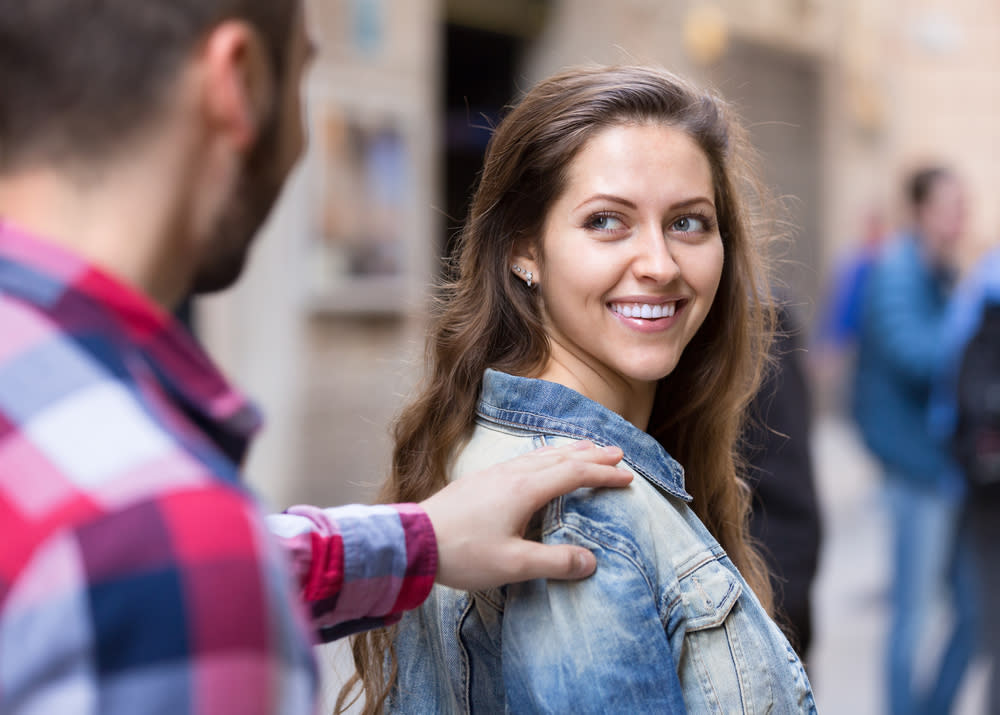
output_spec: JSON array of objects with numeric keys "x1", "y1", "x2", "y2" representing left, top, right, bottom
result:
[{"x1": 0, "y1": 160, "x2": 196, "y2": 311}]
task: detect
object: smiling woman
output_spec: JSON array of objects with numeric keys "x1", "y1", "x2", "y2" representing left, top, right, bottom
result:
[{"x1": 339, "y1": 65, "x2": 816, "y2": 714}]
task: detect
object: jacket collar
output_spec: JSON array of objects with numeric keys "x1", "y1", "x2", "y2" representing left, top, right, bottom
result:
[{"x1": 477, "y1": 368, "x2": 691, "y2": 501}]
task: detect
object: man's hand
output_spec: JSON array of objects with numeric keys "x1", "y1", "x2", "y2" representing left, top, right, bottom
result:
[{"x1": 420, "y1": 440, "x2": 630, "y2": 591}]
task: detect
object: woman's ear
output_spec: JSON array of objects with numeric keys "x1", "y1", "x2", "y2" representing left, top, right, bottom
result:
[{"x1": 509, "y1": 237, "x2": 540, "y2": 288}]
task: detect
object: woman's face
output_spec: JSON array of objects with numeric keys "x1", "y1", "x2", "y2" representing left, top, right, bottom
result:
[{"x1": 524, "y1": 122, "x2": 724, "y2": 418}]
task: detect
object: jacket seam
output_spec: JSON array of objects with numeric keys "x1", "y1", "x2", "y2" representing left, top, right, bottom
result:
[{"x1": 478, "y1": 409, "x2": 611, "y2": 446}]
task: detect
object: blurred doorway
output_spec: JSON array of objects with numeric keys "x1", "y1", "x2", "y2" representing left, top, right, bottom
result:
[
  {"x1": 709, "y1": 40, "x2": 825, "y2": 318},
  {"x1": 441, "y1": 0, "x2": 550, "y2": 260}
]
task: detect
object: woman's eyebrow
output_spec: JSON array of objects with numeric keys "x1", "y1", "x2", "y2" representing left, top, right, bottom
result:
[
  {"x1": 574, "y1": 193, "x2": 637, "y2": 211},
  {"x1": 573, "y1": 194, "x2": 715, "y2": 211}
]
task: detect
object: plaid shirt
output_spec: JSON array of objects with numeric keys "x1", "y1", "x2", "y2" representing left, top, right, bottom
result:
[{"x1": 0, "y1": 223, "x2": 436, "y2": 714}]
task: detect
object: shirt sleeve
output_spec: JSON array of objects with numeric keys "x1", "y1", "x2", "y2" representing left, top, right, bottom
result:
[
  {"x1": 864, "y1": 245, "x2": 949, "y2": 384},
  {"x1": 0, "y1": 485, "x2": 316, "y2": 715},
  {"x1": 928, "y1": 276, "x2": 987, "y2": 440},
  {"x1": 501, "y1": 523, "x2": 687, "y2": 714},
  {"x1": 267, "y1": 503, "x2": 437, "y2": 641}
]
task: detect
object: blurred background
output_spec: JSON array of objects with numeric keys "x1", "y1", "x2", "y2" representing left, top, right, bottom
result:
[{"x1": 194, "y1": 0, "x2": 998, "y2": 711}]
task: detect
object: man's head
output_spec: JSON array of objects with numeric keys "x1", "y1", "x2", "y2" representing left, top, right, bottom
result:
[
  {"x1": 0, "y1": 0, "x2": 308, "y2": 297},
  {"x1": 907, "y1": 166, "x2": 966, "y2": 267}
]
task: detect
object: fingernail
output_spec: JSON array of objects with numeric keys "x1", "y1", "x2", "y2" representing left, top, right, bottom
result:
[
  {"x1": 573, "y1": 439, "x2": 595, "y2": 450},
  {"x1": 573, "y1": 551, "x2": 596, "y2": 577},
  {"x1": 601, "y1": 445, "x2": 623, "y2": 456}
]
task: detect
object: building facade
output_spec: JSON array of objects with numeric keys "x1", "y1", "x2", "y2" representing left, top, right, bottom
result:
[{"x1": 199, "y1": 0, "x2": 1000, "y2": 509}]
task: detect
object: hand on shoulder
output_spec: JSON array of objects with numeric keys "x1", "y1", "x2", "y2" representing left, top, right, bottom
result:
[{"x1": 420, "y1": 440, "x2": 630, "y2": 591}]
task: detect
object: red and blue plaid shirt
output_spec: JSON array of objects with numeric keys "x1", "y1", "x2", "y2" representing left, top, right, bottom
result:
[{"x1": 0, "y1": 222, "x2": 436, "y2": 714}]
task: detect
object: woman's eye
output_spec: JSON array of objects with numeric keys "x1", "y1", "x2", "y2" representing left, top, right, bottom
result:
[
  {"x1": 672, "y1": 215, "x2": 707, "y2": 233},
  {"x1": 587, "y1": 213, "x2": 625, "y2": 231}
]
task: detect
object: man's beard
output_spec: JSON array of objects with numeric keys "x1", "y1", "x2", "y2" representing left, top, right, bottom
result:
[{"x1": 190, "y1": 112, "x2": 286, "y2": 295}]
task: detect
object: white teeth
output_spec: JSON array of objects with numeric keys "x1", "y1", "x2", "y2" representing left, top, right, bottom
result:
[{"x1": 612, "y1": 302, "x2": 677, "y2": 319}]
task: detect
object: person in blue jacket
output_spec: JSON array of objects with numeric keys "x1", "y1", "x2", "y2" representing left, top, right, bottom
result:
[{"x1": 852, "y1": 166, "x2": 976, "y2": 715}]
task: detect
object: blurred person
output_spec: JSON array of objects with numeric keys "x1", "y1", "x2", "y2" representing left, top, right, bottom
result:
[
  {"x1": 852, "y1": 167, "x2": 976, "y2": 715},
  {"x1": 930, "y1": 243, "x2": 1000, "y2": 714},
  {"x1": 811, "y1": 209, "x2": 888, "y2": 412},
  {"x1": 745, "y1": 306, "x2": 822, "y2": 661},
  {"x1": 343, "y1": 65, "x2": 816, "y2": 714},
  {"x1": 0, "y1": 2, "x2": 635, "y2": 713}
]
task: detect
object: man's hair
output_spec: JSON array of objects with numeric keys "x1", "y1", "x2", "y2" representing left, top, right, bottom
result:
[
  {"x1": 0, "y1": 0, "x2": 296, "y2": 169},
  {"x1": 907, "y1": 166, "x2": 952, "y2": 209}
]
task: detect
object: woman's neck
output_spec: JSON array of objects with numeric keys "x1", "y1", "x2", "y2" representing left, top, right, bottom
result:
[{"x1": 533, "y1": 357, "x2": 656, "y2": 431}]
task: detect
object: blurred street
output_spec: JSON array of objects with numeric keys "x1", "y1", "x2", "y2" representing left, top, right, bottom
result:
[
  {"x1": 809, "y1": 415, "x2": 988, "y2": 714},
  {"x1": 5, "y1": 1, "x2": 1000, "y2": 712}
]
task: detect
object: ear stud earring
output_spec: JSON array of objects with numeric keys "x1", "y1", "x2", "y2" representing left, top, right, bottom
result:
[{"x1": 512, "y1": 265, "x2": 534, "y2": 288}]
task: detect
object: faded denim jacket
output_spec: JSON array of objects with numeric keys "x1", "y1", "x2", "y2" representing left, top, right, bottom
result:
[{"x1": 389, "y1": 369, "x2": 816, "y2": 714}]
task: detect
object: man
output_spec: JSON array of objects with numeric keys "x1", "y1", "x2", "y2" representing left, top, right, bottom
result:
[
  {"x1": 0, "y1": 2, "x2": 631, "y2": 712},
  {"x1": 852, "y1": 167, "x2": 975, "y2": 715}
]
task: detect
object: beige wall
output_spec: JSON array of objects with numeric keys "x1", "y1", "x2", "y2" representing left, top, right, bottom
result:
[
  {"x1": 810, "y1": 0, "x2": 1000, "y2": 266},
  {"x1": 886, "y1": 0, "x2": 1000, "y2": 255}
]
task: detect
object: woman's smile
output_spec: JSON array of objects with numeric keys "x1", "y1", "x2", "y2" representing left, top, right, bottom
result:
[{"x1": 608, "y1": 297, "x2": 687, "y2": 332}]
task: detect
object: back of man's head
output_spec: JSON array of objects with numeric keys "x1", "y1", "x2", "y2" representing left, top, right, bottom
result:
[
  {"x1": 907, "y1": 167, "x2": 952, "y2": 212},
  {"x1": 0, "y1": 0, "x2": 296, "y2": 171},
  {"x1": 906, "y1": 165, "x2": 966, "y2": 264}
]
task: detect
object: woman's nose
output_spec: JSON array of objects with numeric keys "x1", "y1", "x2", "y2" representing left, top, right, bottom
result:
[{"x1": 632, "y1": 226, "x2": 681, "y2": 284}]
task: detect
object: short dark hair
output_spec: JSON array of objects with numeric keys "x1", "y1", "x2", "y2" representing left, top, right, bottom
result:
[
  {"x1": 0, "y1": 0, "x2": 297, "y2": 169},
  {"x1": 907, "y1": 166, "x2": 952, "y2": 209}
]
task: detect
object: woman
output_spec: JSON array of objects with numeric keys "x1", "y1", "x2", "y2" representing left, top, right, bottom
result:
[{"x1": 339, "y1": 65, "x2": 816, "y2": 713}]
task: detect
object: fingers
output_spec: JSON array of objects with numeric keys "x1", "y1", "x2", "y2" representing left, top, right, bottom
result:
[
  {"x1": 524, "y1": 445, "x2": 632, "y2": 506},
  {"x1": 506, "y1": 543, "x2": 598, "y2": 583},
  {"x1": 525, "y1": 439, "x2": 623, "y2": 465},
  {"x1": 422, "y1": 439, "x2": 630, "y2": 591}
]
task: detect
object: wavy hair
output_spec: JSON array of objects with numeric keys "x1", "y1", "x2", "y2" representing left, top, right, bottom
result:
[{"x1": 337, "y1": 64, "x2": 777, "y2": 714}]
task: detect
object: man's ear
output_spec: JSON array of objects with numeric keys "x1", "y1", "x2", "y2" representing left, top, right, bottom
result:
[{"x1": 200, "y1": 21, "x2": 275, "y2": 152}]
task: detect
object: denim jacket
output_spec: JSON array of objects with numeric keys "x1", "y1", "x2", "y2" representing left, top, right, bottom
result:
[{"x1": 389, "y1": 369, "x2": 816, "y2": 714}]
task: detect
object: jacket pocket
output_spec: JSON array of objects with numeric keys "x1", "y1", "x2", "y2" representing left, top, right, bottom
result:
[
  {"x1": 675, "y1": 557, "x2": 742, "y2": 631},
  {"x1": 668, "y1": 558, "x2": 780, "y2": 712}
]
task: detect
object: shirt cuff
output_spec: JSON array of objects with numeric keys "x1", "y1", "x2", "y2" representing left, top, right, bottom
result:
[{"x1": 387, "y1": 503, "x2": 438, "y2": 614}]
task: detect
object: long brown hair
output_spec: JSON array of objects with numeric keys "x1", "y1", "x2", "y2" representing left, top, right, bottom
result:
[{"x1": 338, "y1": 64, "x2": 777, "y2": 714}]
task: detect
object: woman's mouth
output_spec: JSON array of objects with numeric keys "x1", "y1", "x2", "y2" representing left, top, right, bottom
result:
[{"x1": 608, "y1": 300, "x2": 681, "y2": 319}]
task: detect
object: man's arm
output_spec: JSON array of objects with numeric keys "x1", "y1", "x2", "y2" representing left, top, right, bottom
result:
[{"x1": 268, "y1": 441, "x2": 629, "y2": 640}]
